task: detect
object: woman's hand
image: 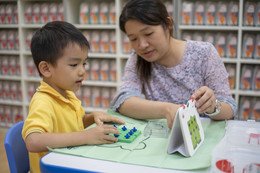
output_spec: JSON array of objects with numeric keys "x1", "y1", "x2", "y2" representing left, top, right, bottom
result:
[
  {"x1": 92, "y1": 111, "x2": 125, "y2": 126},
  {"x1": 191, "y1": 86, "x2": 216, "y2": 114}
]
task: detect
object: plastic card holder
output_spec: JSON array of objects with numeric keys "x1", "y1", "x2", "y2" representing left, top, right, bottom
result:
[
  {"x1": 211, "y1": 120, "x2": 260, "y2": 173},
  {"x1": 143, "y1": 120, "x2": 169, "y2": 138},
  {"x1": 167, "y1": 99, "x2": 204, "y2": 157}
]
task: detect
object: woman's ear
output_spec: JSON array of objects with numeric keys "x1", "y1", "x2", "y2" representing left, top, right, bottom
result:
[
  {"x1": 38, "y1": 61, "x2": 52, "y2": 77},
  {"x1": 166, "y1": 16, "x2": 174, "y2": 36},
  {"x1": 167, "y1": 16, "x2": 173, "y2": 25}
]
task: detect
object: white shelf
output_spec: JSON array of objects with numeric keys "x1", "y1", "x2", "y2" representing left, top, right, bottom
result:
[
  {"x1": 179, "y1": 25, "x2": 240, "y2": 31},
  {"x1": 241, "y1": 26, "x2": 260, "y2": 31},
  {"x1": 0, "y1": 76, "x2": 21, "y2": 81},
  {"x1": 238, "y1": 90, "x2": 260, "y2": 96},
  {"x1": 0, "y1": 100, "x2": 23, "y2": 106},
  {"x1": 82, "y1": 81, "x2": 117, "y2": 87},
  {"x1": 0, "y1": 50, "x2": 20, "y2": 55},
  {"x1": 75, "y1": 24, "x2": 117, "y2": 30}
]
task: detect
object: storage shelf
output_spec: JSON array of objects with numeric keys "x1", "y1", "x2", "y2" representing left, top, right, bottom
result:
[{"x1": 178, "y1": 0, "x2": 260, "y2": 121}]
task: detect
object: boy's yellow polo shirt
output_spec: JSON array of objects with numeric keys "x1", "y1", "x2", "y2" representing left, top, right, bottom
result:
[{"x1": 22, "y1": 81, "x2": 85, "y2": 173}]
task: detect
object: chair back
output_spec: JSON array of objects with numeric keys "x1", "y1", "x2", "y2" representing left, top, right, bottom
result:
[{"x1": 4, "y1": 121, "x2": 29, "y2": 173}]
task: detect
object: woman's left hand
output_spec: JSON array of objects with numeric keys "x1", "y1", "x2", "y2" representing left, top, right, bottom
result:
[{"x1": 191, "y1": 86, "x2": 216, "y2": 114}]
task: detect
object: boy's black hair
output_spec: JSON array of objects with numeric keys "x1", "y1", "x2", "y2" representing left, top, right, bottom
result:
[
  {"x1": 30, "y1": 21, "x2": 90, "y2": 76},
  {"x1": 119, "y1": 0, "x2": 174, "y2": 84}
]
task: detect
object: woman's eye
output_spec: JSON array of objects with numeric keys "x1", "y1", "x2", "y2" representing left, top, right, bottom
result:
[{"x1": 70, "y1": 64, "x2": 77, "y2": 67}]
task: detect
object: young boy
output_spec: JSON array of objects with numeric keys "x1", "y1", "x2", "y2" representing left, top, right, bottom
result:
[{"x1": 22, "y1": 21, "x2": 124, "y2": 173}]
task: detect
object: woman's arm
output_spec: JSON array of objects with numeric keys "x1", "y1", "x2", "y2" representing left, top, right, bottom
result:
[
  {"x1": 193, "y1": 43, "x2": 237, "y2": 119},
  {"x1": 191, "y1": 86, "x2": 234, "y2": 120},
  {"x1": 119, "y1": 96, "x2": 180, "y2": 128}
]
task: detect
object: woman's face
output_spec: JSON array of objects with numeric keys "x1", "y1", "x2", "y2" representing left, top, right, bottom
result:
[{"x1": 125, "y1": 19, "x2": 171, "y2": 63}]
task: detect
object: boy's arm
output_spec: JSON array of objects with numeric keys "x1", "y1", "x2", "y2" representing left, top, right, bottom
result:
[
  {"x1": 83, "y1": 113, "x2": 94, "y2": 128},
  {"x1": 83, "y1": 111, "x2": 125, "y2": 128},
  {"x1": 25, "y1": 125, "x2": 120, "y2": 153}
]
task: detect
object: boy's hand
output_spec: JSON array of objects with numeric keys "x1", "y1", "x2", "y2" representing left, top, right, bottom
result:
[
  {"x1": 92, "y1": 111, "x2": 125, "y2": 126},
  {"x1": 84, "y1": 124, "x2": 120, "y2": 144}
]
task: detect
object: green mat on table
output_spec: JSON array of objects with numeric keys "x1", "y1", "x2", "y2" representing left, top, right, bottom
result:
[{"x1": 49, "y1": 110, "x2": 226, "y2": 171}]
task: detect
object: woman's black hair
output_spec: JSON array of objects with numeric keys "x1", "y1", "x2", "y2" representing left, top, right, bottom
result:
[
  {"x1": 30, "y1": 21, "x2": 90, "y2": 76},
  {"x1": 119, "y1": 0, "x2": 174, "y2": 83}
]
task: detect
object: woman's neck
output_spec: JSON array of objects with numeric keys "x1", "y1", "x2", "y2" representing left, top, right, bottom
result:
[{"x1": 158, "y1": 38, "x2": 186, "y2": 68}]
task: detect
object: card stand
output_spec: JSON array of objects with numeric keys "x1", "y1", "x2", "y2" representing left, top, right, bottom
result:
[
  {"x1": 167, "y1": 99, "x2": 204, "y2": 157},
  {"x1": 114, "y1": 125, "x2": 141, "y2": 143}
]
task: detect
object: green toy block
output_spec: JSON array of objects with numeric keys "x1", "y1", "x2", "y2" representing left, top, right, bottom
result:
[{"x1": 114, "y1": 126, "x2": 141, "y2": 143}]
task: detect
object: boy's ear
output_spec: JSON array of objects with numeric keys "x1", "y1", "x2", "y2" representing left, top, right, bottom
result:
[{"x1": 38, "y1": 61, "x2": 52, "y2": 77}]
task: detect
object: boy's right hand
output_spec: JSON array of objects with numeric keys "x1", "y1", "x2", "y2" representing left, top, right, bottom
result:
[{"x1": 84, "y1": 124, "x2": 120, "y2": 144}]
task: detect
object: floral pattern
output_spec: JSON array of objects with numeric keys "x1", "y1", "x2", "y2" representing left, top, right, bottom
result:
[{"x1": 110, "y1": 40, "x2": 237, "y2": 117}]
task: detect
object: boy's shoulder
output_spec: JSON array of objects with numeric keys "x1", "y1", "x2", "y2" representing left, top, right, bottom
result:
[{"x1": 29, "y1": 90, "x2": 56, "y2": 106}]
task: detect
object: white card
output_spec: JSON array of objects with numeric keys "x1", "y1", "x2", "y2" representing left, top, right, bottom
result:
[{"x1": 167, "y1": 99, "x2": 204, "y2": 157}]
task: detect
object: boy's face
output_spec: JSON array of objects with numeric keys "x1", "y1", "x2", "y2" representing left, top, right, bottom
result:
[{"x1": 47, "y1": 43, "x2": 88, "y2": 97}]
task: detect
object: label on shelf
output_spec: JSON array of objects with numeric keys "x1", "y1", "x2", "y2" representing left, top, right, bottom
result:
[
  {"x1": 240, "y1": 65, "x2": 254, "y2": 90},
  {"x1": 99, "y1": 2, "x2": 109, "y2": 24},
  {"x1": 90, "y1": 2, "x2": 99, "y2": 24},
  {"x1": 181, "y1": 1, "x2": 193, "y2": 25},
  {"x1": 79, "y1": 2, "x2": 89, "y2": 24},
  {"x1": 244, "y1": 2, "x2": 256, "y2": 26},
  {"x1": 205, "y1": 2, "x2": 216, "y2": 25},
  {"x1": 227, "y1": 1, "x2": 238, "y2": 26},
  {"x1": 216, "y1": 2, "x2": 227, "y2": 25},
  {"x1": 109, "y1": 1, "x2": 116, "y2": 24},
  {"x1": 242, "y1": 34, "x2": 254, "y2": 59},
  {"x1": 226, "y1": 33, "x2": 237, "y2": 58},
  {"x1": 194, "y1": 2, "x2": 205, "y2": 25}
]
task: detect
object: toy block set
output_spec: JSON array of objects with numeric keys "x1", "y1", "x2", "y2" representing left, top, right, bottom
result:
[{"x1": 113, "y1": 125, "x2": 141, "y2": 143}]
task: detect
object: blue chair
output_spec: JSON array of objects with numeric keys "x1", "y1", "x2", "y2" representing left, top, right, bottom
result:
[{"x1": 4, "y1": 121, "x2": 30, "y2": 173}]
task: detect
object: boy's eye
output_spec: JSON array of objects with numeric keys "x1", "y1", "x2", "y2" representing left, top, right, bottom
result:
[
  {"x1": 129, "y1": 37, "x2": 137, "y2": 42},
  {"x1": 145, "y1": 32, "x2": 153, "y2": 36}
]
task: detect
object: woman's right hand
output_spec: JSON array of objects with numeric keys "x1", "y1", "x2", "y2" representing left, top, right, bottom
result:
[{"x1": 84, "y1": 124, "x2": 120, "y2": 145}]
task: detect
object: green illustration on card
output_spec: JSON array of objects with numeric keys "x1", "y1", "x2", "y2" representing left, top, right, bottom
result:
[{"x1": 188, "y1": 115, "x2": 201, "y2": 149}]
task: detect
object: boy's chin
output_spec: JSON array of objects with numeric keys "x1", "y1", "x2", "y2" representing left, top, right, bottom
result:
[{"x1": 73, "y1": 87, "x2": 81, "y2": 93}]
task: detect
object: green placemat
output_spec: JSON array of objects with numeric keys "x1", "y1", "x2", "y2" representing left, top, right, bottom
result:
[{"x1": 49, "y1": 110, "x2": 226, "y2": 170}]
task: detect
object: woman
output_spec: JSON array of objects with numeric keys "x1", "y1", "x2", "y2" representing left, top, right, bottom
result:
[{"x1": 111, "y1": 0, "x2": 237, "y2": 128}]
